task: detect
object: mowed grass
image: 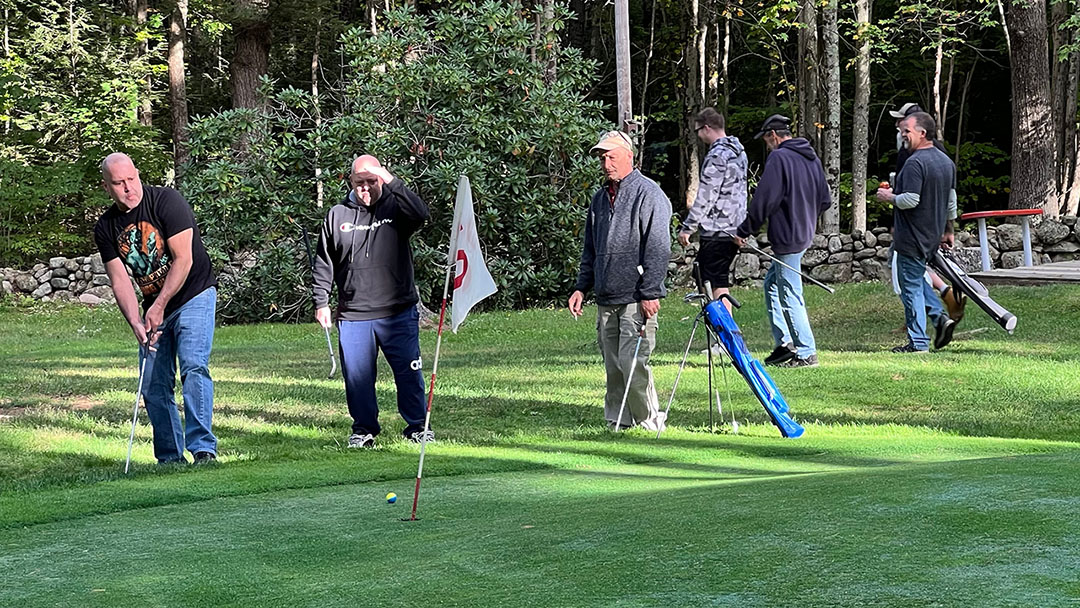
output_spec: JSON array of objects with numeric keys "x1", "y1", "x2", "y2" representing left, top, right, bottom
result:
[{"x1": 1, "y1": 282, "x2": 1079, "y2": 607}]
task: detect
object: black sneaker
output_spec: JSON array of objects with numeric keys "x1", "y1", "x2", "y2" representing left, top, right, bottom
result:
[
  {"x1": 779, "y1": 354, "x2": 818, "y2": 368},
  {"x1": 193, "y1": 451, "x2": 217, "y2": 464},
  {"x1": 934, "y1": 317, "x2": 957, "y2": 350},
  {"x1": 347, "y1": 433, "x2": 375, "y2": 448},
  {"x1": 890, "y1": 343, "x2": 929, "y2": 354},
  {"x1": 764, "y1": 343, "x2": 797, "y2": 366}
]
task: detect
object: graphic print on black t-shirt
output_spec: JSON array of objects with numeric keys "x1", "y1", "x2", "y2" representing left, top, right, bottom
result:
[{"x1": 117, "y1": 220, "x2": 171, "y2": 297}]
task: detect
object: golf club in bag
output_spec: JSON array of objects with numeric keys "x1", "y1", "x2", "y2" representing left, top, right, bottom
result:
[
  {"x1": 702, "y1": 294, "x2": 805, "y2": 438},
  {"x1": 299, "y1": 224, "x2": 338, "y2": 378},
  {"x1": 929, "y1": 248, "x2": 1017, "y2": 334}
]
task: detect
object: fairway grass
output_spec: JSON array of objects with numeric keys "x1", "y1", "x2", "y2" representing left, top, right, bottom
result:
[{"x1": 1, "y1": 283, "x2": 1079, "y2": 606}]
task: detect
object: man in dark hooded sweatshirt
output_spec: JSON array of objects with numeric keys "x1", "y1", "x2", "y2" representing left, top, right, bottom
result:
[
  {"x1": 313, "y1": 155, "x2": 431, "y2": 448},
  {"x1": 734, "y1": 115, "x2": 831, "y2": 368}
]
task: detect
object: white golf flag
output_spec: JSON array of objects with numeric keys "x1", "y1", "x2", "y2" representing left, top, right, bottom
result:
[{"x1": 449, "y1": 175, "x2": 497, "y2": 332}]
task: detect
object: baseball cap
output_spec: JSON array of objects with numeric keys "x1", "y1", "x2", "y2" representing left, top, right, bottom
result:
[
  {"x1": 590, "y1": 130, "x2": 634, "y2": 155},
  {"x1": 889, "y1": 102, "x2": 922, "y2": 119},
  {"x1": 753, "y1": 114, "x2": 792, "y2": 139}
]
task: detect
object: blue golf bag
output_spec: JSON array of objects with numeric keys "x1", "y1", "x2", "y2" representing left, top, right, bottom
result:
[{"x1": 703, "y1": 297, "x2": 805, "y2": 438}]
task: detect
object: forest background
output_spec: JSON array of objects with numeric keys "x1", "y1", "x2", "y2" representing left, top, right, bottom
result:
[{"x1": 2, "y1": 0, "x2": 1077, "y2": 321}]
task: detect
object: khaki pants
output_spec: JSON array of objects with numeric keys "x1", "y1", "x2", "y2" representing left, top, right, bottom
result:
[{"x1": 597, "y1": 304, "x2": 664, "y2": 430}]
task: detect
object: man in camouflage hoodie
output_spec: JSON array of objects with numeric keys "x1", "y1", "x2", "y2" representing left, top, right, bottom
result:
[{"x1": 678, "y1": 107, "x2": 748, "y2": 309}]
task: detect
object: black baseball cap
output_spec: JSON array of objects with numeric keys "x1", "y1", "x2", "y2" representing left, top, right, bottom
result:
[{"x1": 753, "y1": 114, "x2": 792, "y2": 139}]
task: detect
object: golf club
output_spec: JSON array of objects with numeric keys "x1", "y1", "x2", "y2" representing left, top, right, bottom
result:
[
  {"x1": 124, "y1": 341, "x2": 156, "y2": 474},
  {"x1": 613, "y1": 322, "x2": 645, "y2": 431},
  {"x1": 299, "y1": 223, "x2": 339, "y2": 378},
  {"x1": 613, "y1": 265, "x2": 648, "y2": 431},
  {"x1": 718, "y1": 229, "x2": 836, "y2": 294}
]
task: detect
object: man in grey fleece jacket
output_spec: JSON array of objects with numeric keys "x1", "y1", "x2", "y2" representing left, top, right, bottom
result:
[{"x1": 568, "y1": 130, "x2": 672, "y2": 431}]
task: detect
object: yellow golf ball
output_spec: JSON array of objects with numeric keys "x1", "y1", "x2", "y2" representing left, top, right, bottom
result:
[{"x1": 386, "y1": 492, "x2": 397, "y2": 504}]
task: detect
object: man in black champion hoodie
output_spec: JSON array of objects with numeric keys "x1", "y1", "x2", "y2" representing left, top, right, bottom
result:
[
  {"x1": 313, "y1": 155, "x2": 431, "y2": 448},
  {"x1": 735, "y1": 115, "x2": 831, "y2": 368}
]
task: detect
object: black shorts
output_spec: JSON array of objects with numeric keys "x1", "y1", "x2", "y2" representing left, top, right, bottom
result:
[{"x1": 698, "y1": 236, "x2": 739, "y2": 288}]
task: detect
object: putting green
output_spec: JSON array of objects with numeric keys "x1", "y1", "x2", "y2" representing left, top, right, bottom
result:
[{"x1": 3, "y1": 441, "x2": 1078, "y2": 607}]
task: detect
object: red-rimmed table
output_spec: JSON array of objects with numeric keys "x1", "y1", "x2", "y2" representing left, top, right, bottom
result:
[{"x1": 959, "y1": 209, "x2": 1043, "y2": 271}]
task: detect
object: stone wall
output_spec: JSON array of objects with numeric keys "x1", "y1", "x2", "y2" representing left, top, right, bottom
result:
[
  {"x1": 4, "y1": 217, "x2": 1079, "y2": 304},
  {"x1": 670, "y1": 215, "x2": 1080, "y2": 287},
  {"x1": 0, "y1": 254, "x2": 115, "y2": 304}
]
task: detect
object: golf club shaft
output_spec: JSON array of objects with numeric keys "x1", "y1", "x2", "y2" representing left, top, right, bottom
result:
[
  {"x1": 323, "y1": 325, "x2": 337, "y2": 378},
  {"x1": 125, "y1": 346, "x2": 149, "y2": 474},
  {"x1": 613, "y1": 327, "x2": 645, "y2": 431},
  {"x1": 719, "y1": 230, "x2": 835, "y2": 294},
  {"x1": 300, "y1": 224, "x2": 339, "y2": 378}
]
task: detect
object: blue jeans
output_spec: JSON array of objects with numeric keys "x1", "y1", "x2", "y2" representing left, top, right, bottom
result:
[
  {"x1": 763, "y1": 250, "x2": 816, "y2": 358},
  {"x1": 338, "y1": 306, "x2": 426, "y2": 437},
  {"x1": 141, "y1": 286, "x2": 217, "y2": 463},
  {"x1": 895, "y1": 252, "x2": 945, "y2": 350}
]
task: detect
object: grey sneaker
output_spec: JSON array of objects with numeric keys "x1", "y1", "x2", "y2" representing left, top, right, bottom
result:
[
  {"x1": 406, "y1": 429, "x2": 435, "y2": 444},
  {"x1": 347, "y1": 433, "x2": 375, "y2": 448},
  {"x1": 890, "y1": 343, "x2": 929, "y2": 354}
]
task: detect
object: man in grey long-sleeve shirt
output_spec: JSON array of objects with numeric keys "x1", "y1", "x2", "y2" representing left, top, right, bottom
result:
[
  {"x1": 876, "y1": 112, "x2": 958, "y2": 353},
  {"x1": 568, "y1": 130, "x2": 672, "y2": 431}
]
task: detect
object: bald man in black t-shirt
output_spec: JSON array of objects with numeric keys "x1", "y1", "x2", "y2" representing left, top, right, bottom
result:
[{"x1": 95, "y1": 153, "x2": 219, "y2": 464}]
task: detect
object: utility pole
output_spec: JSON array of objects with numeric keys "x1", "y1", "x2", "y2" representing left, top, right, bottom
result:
[{"x1": 614, "y1": 0, "x2": 635, "y2": 135}]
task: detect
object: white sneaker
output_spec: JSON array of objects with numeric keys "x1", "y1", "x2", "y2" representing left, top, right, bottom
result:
[
  {"x1": 700, "y1": 343, "x2": 729, "y2": 358},
  {"x1": 347, "y1": 433, "x2": 375, "y2": 448}
]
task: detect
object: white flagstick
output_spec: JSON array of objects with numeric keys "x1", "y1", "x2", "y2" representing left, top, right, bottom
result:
[
  {"x1": 408, "y1": 261, "x2": 452, "y2": 522},
  {"x1": 409, "y1": 180, "x2": 467, "y2": 521}
]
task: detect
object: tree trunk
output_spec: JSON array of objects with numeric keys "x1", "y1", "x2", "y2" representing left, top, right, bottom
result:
[
  {"x1": 721, "y1": 5, "x2": 731, "y2": 113},
  {"x1": 1063, "y1": 26, "x2": 1080, "y2": 215},
  {"x1": 3, "y1": 7, "x2": 9, "y2": 134},
  {"x1": 231, "y1": 0, "x2": 271, "y2": 111},
  {"x1": 1007, "y1": 0, "x2": 1057, "y2": 214},
  {"x1": 168, "y1": 0, "x2": 190, "y2": 173},
  {"x1": 534, "y1": 0, "x2": 557, "y2": 84},
  {"x1": 136, "y1": 0, "x2": 151, "y2": 127},
  {"x1": 1051, "y1": 0, "x2": 1071, "y2": 209},
  {"x1": 820, "y1": 0, "x2": 840, "y2": 232},
  {"x1": 797, "y1": 0, "x2": 820, "y2": 150},
  {"x1": 313, "y1": 19, "x2": 323, "y2": 209},
  {"x1": 705, "y1": 7, "x2": 719, "y2": 106},
  {"x1": 932, "y1": 33, "x2": 943, "y2": 140},
  {"x1": 681, "y1": 0, "x2": 703, "y2": 210},
  {"x1": 851, "y1": 0, "x2": 871, "y2": 233},
  {"x1": 954, "y1": 59, "x2": 977, "y2": 169},
  {"x1": 940, "y1": 55, "x2": 954, "y2": 142}
]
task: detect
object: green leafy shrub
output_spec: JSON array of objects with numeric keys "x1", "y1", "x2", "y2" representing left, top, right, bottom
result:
[{"x1": 183, "y1": 1, "x2": 608, "y2": 322}]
